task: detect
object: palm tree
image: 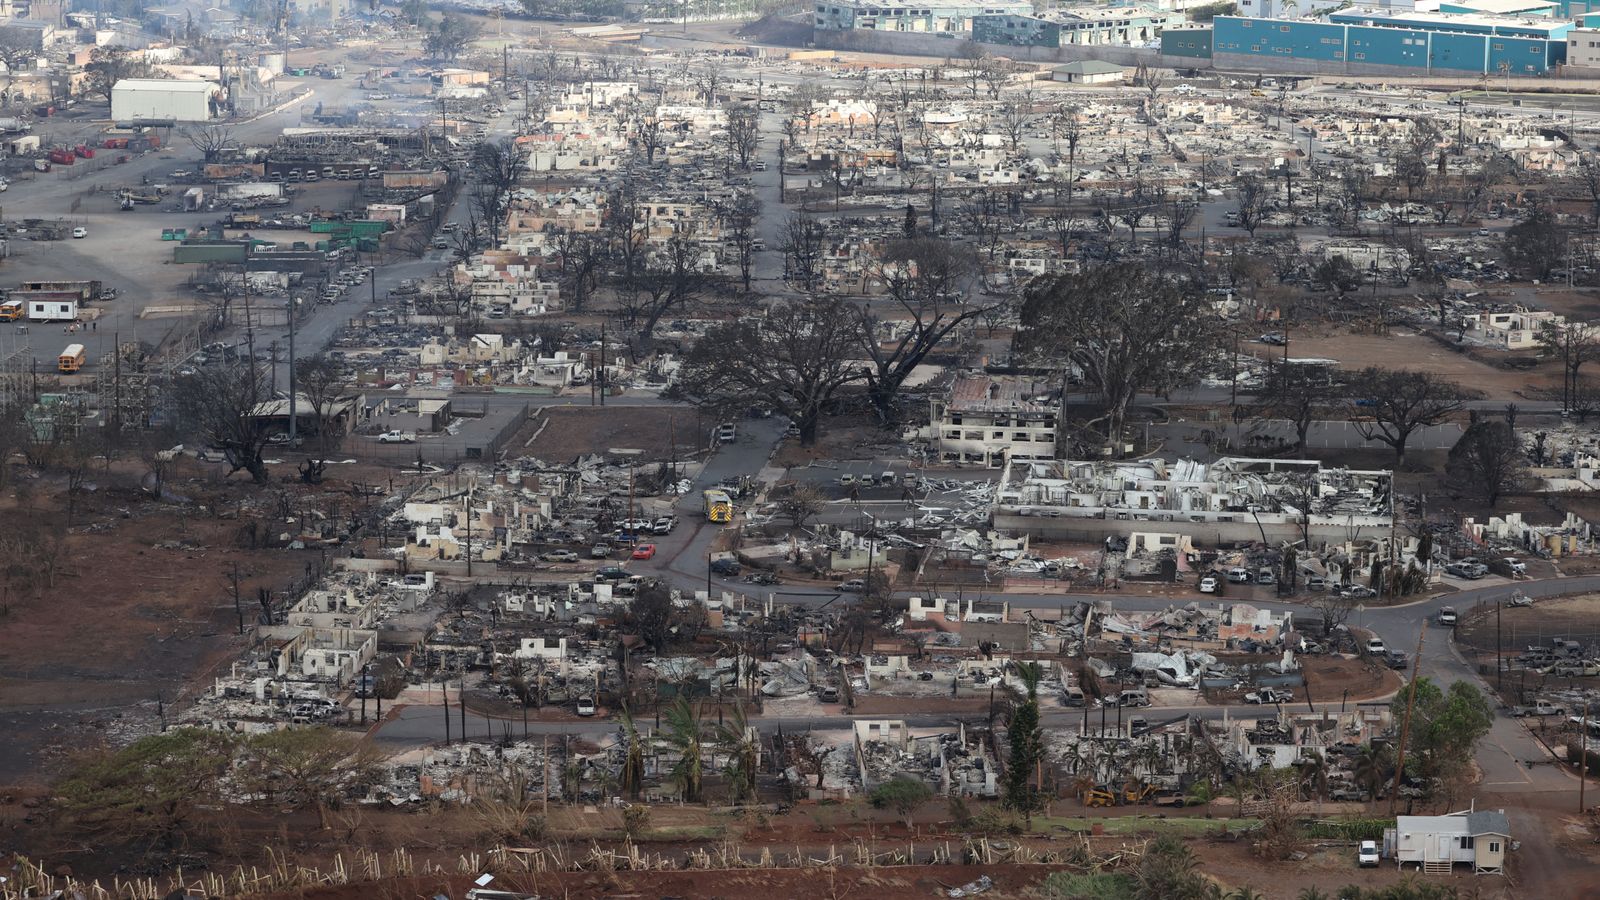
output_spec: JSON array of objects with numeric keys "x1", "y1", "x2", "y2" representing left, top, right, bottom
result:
[
  {"x1": 1354, "y1": 744, "x2": 1392, "y2": 801},
  {"x1": 1228, "y1": 889, "x2": 1268, "y2": 900},
  {"x1": 662, "y1": 697, "x2": 704, "y2": 803},
  {"x1": 1298, "y1": 889, "x2": 1330, "y2": 900},
  {"x1": 715, "y1": 704, "x2": 759, "y2": 804},
  {"x1": 618, "y1": 705, "x2": 647, "y2": 801}
]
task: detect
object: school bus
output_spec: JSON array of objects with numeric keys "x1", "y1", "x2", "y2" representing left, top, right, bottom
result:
[
  {"x1": 58, "y1": 343, "x2": 85, "y2": 373},
  {"x1": 703, "y1": 489, "x2": 732, "y2": 523},
  {"x1": 0, "y1": 300, "x2": 21, "y2": 321}
]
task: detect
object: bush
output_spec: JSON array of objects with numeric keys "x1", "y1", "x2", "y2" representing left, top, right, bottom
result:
[
  {"x1": 1304, "y1": 818, "x2": 1394, "y2": 842},
  {"x1": 1042, "y1": 871, "x2": 1136, "y2": 900},
  {"x1": 868, "y1": 776, "x2": 934, "y2": 826},
  {"x1": 970, "y1": 807, "x2": 1025, "y2": 835}
]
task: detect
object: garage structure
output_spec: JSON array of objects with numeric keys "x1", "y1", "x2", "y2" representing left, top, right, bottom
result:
[{"x1": 111, "y1": 78, "x2": 217, "y2": 123}]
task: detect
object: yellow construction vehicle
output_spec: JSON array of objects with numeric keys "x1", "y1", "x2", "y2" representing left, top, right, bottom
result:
[
  {"x1": 1123, "y1": 781, "x2": 1157, "y2": 804},
  {"x1": 1084, "y1": 787, "x2": 1118, "y2": 808}
]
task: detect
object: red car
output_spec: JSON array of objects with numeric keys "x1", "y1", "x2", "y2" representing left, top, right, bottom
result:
[{"x1": 631, "y1": 543, "x2": 657, "y2": 560}]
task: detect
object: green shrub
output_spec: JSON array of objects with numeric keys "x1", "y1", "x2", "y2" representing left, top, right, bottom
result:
[{"x1": 1041, "y1": 872, "x2": 1136, "y2": 900}]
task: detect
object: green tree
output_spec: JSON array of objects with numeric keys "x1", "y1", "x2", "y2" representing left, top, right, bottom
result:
[
  {"x1": 1003, "y1": 661, "x2": 1046, "y2": 818},
  {"x1": 238, "y1": 727, "x2": 383, "y2": 828},
  {"x1": 618, "y1": 705, "x2": 647, "y2": 801},
  {"x1": 55, "y1": 728, "x2": 236, "y2": 848},
  {"x1": 715, "y1": 704, "x2": 759, "y2": 803},
  {"x1": 1135, "y1": 835, "x2": 1212, "y2": 900},
  {"x1": 1392, "y1": 677, "x2": 1493, "y2": 785},
  {"x1": 662, "y1": 697, "x2": 704, "y2": 802},
  {"x1": 868, "y1": 775, "x2": 933, "y2": 828}
]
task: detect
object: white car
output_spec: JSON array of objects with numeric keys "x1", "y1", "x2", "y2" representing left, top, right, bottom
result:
[
  {"x1": 1507, "y1": 592, "x2": 1533, "y2": 608},
  {"x1": 1199, "y1": 575, "x2": 1219, "y2": 594},
  {"x1": 575, "y1": 697, "x2": 596, "y2": 717},
  {"x1": 1365, "y1": 637, "x2": 1388, "y2": 656},
  {"x1": 71, "y1": 226, "x2": 87, "y2": 239},
  {"x1": 1358, "y1": 840, "x2": 1380, "y2": 867}
]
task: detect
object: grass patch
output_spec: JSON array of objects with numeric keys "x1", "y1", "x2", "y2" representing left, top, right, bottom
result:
[
  {"x1": 642, "y1": 824, "x2": 727, "y2": 841},
  {"x1": 1040, "y1": 872, "x2": 1136, "y2": 900},
  {"x1": 1033, "y1": 814, "x2": 1244, "y2": 836}
]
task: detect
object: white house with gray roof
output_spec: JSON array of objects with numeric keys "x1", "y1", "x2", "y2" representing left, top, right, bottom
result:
[{"x1": 1385, "y1": 807, "x2": 1510, "y2": 875}]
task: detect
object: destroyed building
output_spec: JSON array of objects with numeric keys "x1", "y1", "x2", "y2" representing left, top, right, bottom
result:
[{"x1": 995, "y1": 457, "x2": 1393, "y2": 546}]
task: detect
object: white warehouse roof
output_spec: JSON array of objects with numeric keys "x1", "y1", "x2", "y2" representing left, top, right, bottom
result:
[{"x1": 112, "y1": 78, "x2": 217, "y2": 93}]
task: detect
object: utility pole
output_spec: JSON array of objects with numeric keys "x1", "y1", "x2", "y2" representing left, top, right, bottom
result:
[
  {"x1": 1496, "y1": 599, "x2": 1504, "y2": 690},
  {"x1": 1580, "y1": 705, "x2": 1589, "y2": 813},
  {"x1": 287, "y1": 298, "x2": 297, "y2": 442},
  {"x1": 111, "y1": 330, "x2": 121, "y2": 432},
  {"x1": 598, "y1": 322, "x2": 607, "y2": 407},
  {"x1": 465, "y1": 479, "x2": 473, "y2": 577},
  {"x1": 443, "y1": 681, "x2": 452, "y2": 743},
  {"x1": 460, "y1": 678, "x2": 467, "y2": 744},
  {"x1": 230, "y1": 562, "x2": 244, "y2": 633},
  {"x1": 1389, "y1": 624, "x2": 1427, "y2": 816}
]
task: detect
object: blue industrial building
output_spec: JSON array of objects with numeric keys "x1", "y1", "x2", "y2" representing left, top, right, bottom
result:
[{"x1": 1210, "y1": 10, "x2": 1569, "y2": 74}]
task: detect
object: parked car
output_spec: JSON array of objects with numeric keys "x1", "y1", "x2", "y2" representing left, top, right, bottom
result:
[
  {"x1": 376, "y1": 430, "x2": 416, "y2": 444},
  {"x1": 1385, "y1": 650, "x2": 1409, "y2": 670},
  {"x1": 575, "y1": 697, "x2": 596, "y2": 717},
  {"x1": 594, "y1": 565, "x2": 630, "y2": 582},
  {"x1": 1115, "y1": 689, "x2": 1151, "y2": 708},
  {"x1": 1227, "y1": 567, "x2": 1252, "y2": 583},
  {"x1": 1437, "y1": 606, "x2": 1457, "y2": 627},
  {"x1": 709, "y1": 558, "x2": 741, "y2": 577},
  {"x1": 631, "y1": 543, "x2": 657, "y2": 560},
  {"x1": 590, "y1": 542, "x2": 612, "y2": 559},
  {"x1": 1339, "y1": 585, "x2": 1377, "y2": 599},
  {"x1": 839, "y1": 473, "x2": 855, "y2": 486},
  {"x1": 1306, "y1": 576, "x2": 1329, "y2": 591},
  {"x1": 651, "y1": 516, "x2": 677, "y2": 535},
  {"x1": 818, "y1": 685, "x2": 840, "y2": 703},
  {"x1": 1244, "y1": 688, "x2": 1294, "y2": 704},
  {"x1": 1329, "y1": 786, "x2": 1370, "y2": 802},
  {"x1": 1507, "y1": 592, "x2": 1534, "y2": 608},
  {"x1": 1255, "y1": 568, "x2": 1276, "y2": 586},
  {"x1": 1198, "y1": 575, "x2": 1219, "y2": 594},
  {"x1": 837, "y1": 578, "x2": 867, "y2": 592},
  {"x1": 71, "y1": 226, "x2": 87, "y2": 239},
  {"x1": 1502, "y1": 557, "x2": 1527, "y2": 576},
  {"x1": 543, "y1": 549, "x2": 579, "y2": 562},
  {"x1": 1358, "y1": 840, "x2": 1380, "y2": 867},
  {"x1": 716, "y1": 423, "x2": 737, "y2": 443},
  {"x1": 1510, "y1": 701, "x2": 1566, "y2": 717},
  {"x1": 1365, "y1": 637, "x2": 1388, "y2": 656}
]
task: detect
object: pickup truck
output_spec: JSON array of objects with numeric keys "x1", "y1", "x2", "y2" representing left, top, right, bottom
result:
[
  {"x1": 1509, "y1": 701, "x2": 1566, "y2": 717},
  {"x1": 376, "y1": 430, "x2": 416, "y2": 444}
]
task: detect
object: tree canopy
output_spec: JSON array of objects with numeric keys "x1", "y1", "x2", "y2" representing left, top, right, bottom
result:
[{"x1": 1017, "y1": 264, "x2": 1219, "y2": 451}]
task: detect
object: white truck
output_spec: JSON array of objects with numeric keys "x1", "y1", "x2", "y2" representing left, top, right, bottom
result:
[{"x1": 376, "y1": 430, "x2": 416, "y2": 444}]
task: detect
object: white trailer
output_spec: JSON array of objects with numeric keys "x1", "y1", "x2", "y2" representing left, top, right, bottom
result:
[{"x1": 28, "y1": 298, "x2": 78, "y2": 321}]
